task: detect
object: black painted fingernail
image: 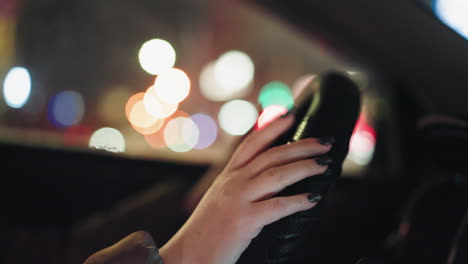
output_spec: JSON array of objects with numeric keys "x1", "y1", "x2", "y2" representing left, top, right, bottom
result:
[
  {"x1": 317, "y1": 136, "x2": 335, "y2": 145},
  {"x1": 308, "y1": 194, "x2": 322, "y2": 203},
  {"x1": 281, "y1": 107, "x2": 296, "y2": 118},
  {"x1": 316, "y1": 156, "x2": 334, "y2": 166}
]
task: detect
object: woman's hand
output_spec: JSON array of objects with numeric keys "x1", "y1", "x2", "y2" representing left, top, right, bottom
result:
[
  {"x1": 160, "y1": 113, "x2": 333, "y2": 264},
  {"x1": 83, "y1": 231, "x2": 163, "y2": 264}
]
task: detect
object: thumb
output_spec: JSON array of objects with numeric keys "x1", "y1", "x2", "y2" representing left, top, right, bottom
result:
[{"x1": 83, "y1": 231, "x2": 163, "y2": 264}]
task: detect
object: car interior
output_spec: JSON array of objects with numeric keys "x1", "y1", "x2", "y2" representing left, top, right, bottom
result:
[{"x1": 1, "y1": 0, "x2": 467, "y2": 263}]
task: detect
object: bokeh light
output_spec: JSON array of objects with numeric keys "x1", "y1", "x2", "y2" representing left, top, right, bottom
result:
[
  {"x1": 256, "y1": 105, "x2": 288, "y2": 130},
  {"x1": 191, "y1": 113, "x2": 218, "y2": 149},
  {"x1": 126, "y1": 93, "x2": 145, "y2": 121},
  {"x1": 435, "y1": 0, "x2": 468, "y2": 40},
  {"x1": 144, "y1": 127, "x2": 167, "y2": 149},
  {"x1": 89, "y1": 127, "x2": 126, "y2": 153},
  {"x1": 258, "y1": 81, "x2": 294, "y2": 110},
  {"x1": 3, "y1": 67, "x2": 31, "y2": 108},
  {"x1": 214, "y1": 50, "x2": 254, "y2": 98},
  {"x1": 144, "y1": 110, "x2": 189, "y2": 149},
  {"x1": 347, "y1": 114, "x2": 377, "y2": 166},
  {"x1": 65, "y1": 124, "x2": 92, "y2": 146},
  {"x1": 48, "y1": 90, "x2": 85, "y2": 128},
  {"x1": 153, "y1": 68, "x2": 190, "y2": 104},
  {"x1": 200, "y1": 59, "x2": 253, "y2": 102},
  {"x1": 132, "y1": 118, "x2": 165, "y2": 135},
  {"x1": 199, "y1": 61, "x2": 227, "y2": 102},
  {"x1": 138, "y1": 38, "x2": 176, "y2": 75},
  {"x1": 128, "y1": 100, "x2": 159, "y2": 128},
  {"x1": 348, "y1": 131, "x2": 376, "y2": 165},
  {"x1": 164, "y1": 117, "x2": 200, "y2": 153},
  {"x1": 144, "y1": 85, "x2": 178, "y2": 118},
  {"x1": 219, "y1": 100, "x2": 258, "y2": 136}
]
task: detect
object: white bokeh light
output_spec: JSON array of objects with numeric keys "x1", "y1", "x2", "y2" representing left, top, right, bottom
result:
[
  {"x1": 218, "y1": 100, "x2": 258, "y2": 136},
  {"x1": 138, "y1": 39, "x2": 176, "y2": 75},
  {"x1": 214, "y1": 50, "x2": 254, "y2": 99},
  {"x1": 143, "y1": 86, "x2": 178, "y2": 118},
  {"x1": 164, "y1": 117, "x2": 199, "y2": 152},
  {"x1": 154, "y1": 68, "x2": 191, "y2": 104},
  {"x1": 435, "y1": 0, "x2": 468, "y2": 39},
  {"x1": 199, "y1": 61, "x2": 227, "y2": 102},
  {"x1": 3, "y1": 67, "x2": 31, "y2": 108},
  {"x1": 89, "y1": 127, "x2": 126, "y2": 153},
  {"x1": 348, "y1": 131, "x2": 376, "y2": 166}
]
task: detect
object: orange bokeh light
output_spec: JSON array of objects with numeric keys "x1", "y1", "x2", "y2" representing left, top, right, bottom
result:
[
  {"x1": 132, "y1": 118, "x2": 165, "y2": 135},
  {"x1": 144, "y1": 85, "x2": 178, "y2": 118},
  {"x1": 129, "y1": 100, "x2": 159, "y2": 128},
  {"x1": 125, "y1": 92, "x2": 145, "y2": 121}
]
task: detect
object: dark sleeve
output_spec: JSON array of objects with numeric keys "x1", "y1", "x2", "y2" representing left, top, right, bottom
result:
[{"x1": 83, "y1": 231, "x2": 164, "y2": 264}]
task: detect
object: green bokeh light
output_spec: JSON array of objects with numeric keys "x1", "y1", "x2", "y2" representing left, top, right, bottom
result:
[{"x1": 258, "y1": 81, "x2": 294, "y2": 110}]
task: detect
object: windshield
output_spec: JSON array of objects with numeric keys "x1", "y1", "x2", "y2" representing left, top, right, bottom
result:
[{"x1": 0, "y1": 0, "x2": 380, "y2": 174}]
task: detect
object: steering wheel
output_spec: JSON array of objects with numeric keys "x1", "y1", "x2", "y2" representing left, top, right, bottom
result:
[{"x1": 237, "y1": 71, "x2": 362, "y2": 264}]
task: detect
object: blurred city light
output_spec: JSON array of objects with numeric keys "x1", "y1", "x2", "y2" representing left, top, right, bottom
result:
[
  {"x1": 191, "y1": 113, "x2": 218, "y2": 149},
  {"x1": 132, "y1": 118, "x2": 165, "y2": 135},
  {"x1": 89, "y1": 127, "x2": 126, "y2": 153},
  {"x1": 128, "y1": 100, "x2": 159, "y2": 128},
  {"x1": 348, "y1": 131, "x2": 376, "y2": 165},
  {"x1": 347, "y1": 114, "x2": 376, "y2": 166},
  {"x1": 258, "y1": 81, "x2": 294, "y2": 110},
  {"x1": 144, "y1": 110, "x2": 189, "y2": 149},
  {"x1": 219, "y1": 100, "x2": 258, "y2": 136},
  {"x1": 144, "y1": 127, "x2": 167, "y2": 149},
  {"x1": 199, "y1": 61, "x2": 227, "y2": 102},
  {"x1": 144, "y1": 85, "x2": 178, "y2": 118},
  {"x1": 138, "y1": 38, "x2": 176, "y2": 75},
  {"x1": 2, "y1": 67, "x2": 31, "y2": 108},
  {"x1": 65, "y1": 124, "x2": 92, "y2": 146},
  {"x1": 256, "y1": 105, "x2": 288, "y2": 130},
  {"x1": 164, "y1": 117, "x2": 200, "y2": 153},
  {"x1": 435, "y1": 0, "x2": 468, "y2": 40},
  {"x1": 214, "y1": 50, "x2": 254, "y2": 99},
  {"x1": 48, "y1": 90, "x2": 85, "y2": 128},
  {"x1": 125, "y1": 92, "x2": 145, "y2": 121},
  {"x1": 153, "y1": 68, "x2": 191, "y2": 104}
]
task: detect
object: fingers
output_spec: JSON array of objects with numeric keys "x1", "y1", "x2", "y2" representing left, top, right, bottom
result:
[
  {"x1": 252, "y1": 193, "x2": 318, "y2": 226},
  {"x1": 83, "y1": 231, "x2": 159, "y2": 264},
  {"x1": 246, "y1": 158, "x2": 328, "y2": 201},
  {"x1": 227, "y1": 114, "x2": 295, "y2": 170},
  {"x1": 242, "y1": 137, "x2": 332, "y2": 178}
]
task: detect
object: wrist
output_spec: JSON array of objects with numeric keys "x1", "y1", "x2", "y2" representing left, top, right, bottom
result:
[
  {"x1": 160, "y1": 221, "x2": 235, "y2": 264},
  {"x1": 159, "y1": 225, "x2": 203, "y2": 264}
]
